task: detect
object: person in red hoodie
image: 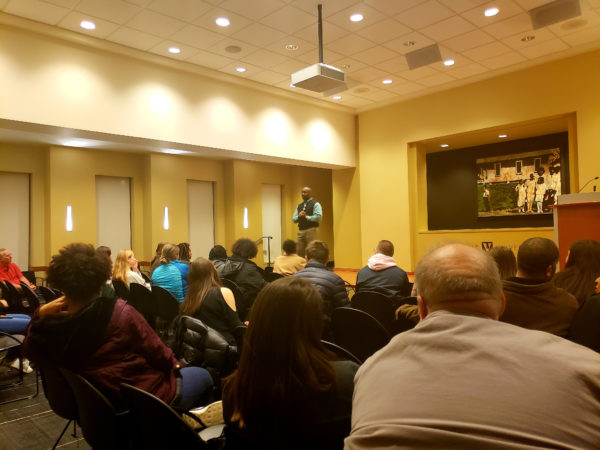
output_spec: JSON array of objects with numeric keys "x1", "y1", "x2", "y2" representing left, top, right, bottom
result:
[{"x1": 24, "y1": 242, "x2": 213, "y2": 411}]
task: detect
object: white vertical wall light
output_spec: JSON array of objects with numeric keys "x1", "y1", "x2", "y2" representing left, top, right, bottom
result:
[
  {"x1": 66, "y1": 205, "x2": 73, "y2": 231},
  {"x1": 243, "y1": 207, "x2": 249, "y2": 229},
  {"x1": 163, "y1": 206, "x2": 170, "y2": 230}
]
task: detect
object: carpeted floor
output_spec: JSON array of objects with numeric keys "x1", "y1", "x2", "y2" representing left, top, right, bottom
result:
[{"x1": 0, "y1": 368, "x2": 90, "y2": 450}]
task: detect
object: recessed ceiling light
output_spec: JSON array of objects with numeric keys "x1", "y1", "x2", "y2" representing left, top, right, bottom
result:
[
  {"x1": 443, "y1": 59, "x2": 455, "y2": 66},
  {"x1": 80, "y1": 20, "x2": 95, "y2": 30},
  {"x1": 484, "y1": 7, "x2": 499, "y2": 17},
  {"x1": 404, "y1": 41, "x2": 415, "y2": 47},
  {"x1": 350, "y1": 13, "x2": 363, "y2": 22},
  {"x1": 216, "y1": 17, "x2": 230, "y2": 27},
  {"x1": 285, "y1": 43, "x2": 299, "y2": 51},
  {"x1": 498, "y1": 134, "x2": 508, "y2": 138},
  {"x1": 162, "y1": 149, "x2": 192, "y2": 155},
  {"x1": 236, "y1": 67, "x2": 246, "y2": 73},
  {"x1": 333, "y1": 95, "x2": 342, "y2": 100},
  {"x1": 441, "y1": 144, "x2": 449, "y2": 148},
  {"x1": 168, "y1": 47, "x2": 180, "y2": 54},
  {"x1": 521, "y1": 35, "x2": 535, "y2": 42},
  {"x1": 382, "y1": 79, "x2": 393, "y2": 85},
  {"x1": 341, "y1": 64, "x2": 350, "y2": 69}
]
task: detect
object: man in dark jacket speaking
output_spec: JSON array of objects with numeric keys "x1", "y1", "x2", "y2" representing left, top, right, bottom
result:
[{"x1": 292, "y1": 186, "x2": 322, "y2": 258}]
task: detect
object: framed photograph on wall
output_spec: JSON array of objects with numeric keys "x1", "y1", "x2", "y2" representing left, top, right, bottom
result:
[{"x1": 476, "y1": 147, "x2": 562, "y2": 217}]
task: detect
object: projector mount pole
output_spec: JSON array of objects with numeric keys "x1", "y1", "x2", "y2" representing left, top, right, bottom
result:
[{"x1": 318, "y1": 4, "x2": 323, "y2": 64}]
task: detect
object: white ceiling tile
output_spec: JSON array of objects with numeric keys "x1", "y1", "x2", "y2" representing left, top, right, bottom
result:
[
  {"x1": 264, "y1": 35, "x2": 316, "y2": 57},
  {"x1": 386, "y1": 80, "x2": 426, "y2": 95},
  {"x1": 438, "y1": 0, "x2": 490, "y2": 13},
  {"x1": 220, "y1": 0, "x2": 285, "y2": 21},
  {"x1": 463, "y1": 40, "x2": 513, "y2": 59},
  {"x1": 561, "y1": 23, "x2": 600, "y2": 45},
  {"x1": 479, "y1": 50, "x2": 527, "y2": 68},
  {"x1": 442, "y1": 29, "x2": 496, "y2": 52},
  {"x1": 513, "y1": 0, "x2": 555, "y2": 9},
  {"x1": 5, "y1": 0, "x2": 69, "y2": 25},
  {"x1": 326, "y1": 56, "x2": 368, "y2": 73},
  {"x1": 419, "y1": 72, "x2": 456, "y2": 86},
  {"x1": 108, "y1": 26, "x2": 163, "y2": 51},
  {"x1": 148, "y1": 40, "x2": 200, "y2": 59},
  {"x1": 124, "y1": 0, "x2": 152, "y2": 6},
  {"x1": 293, "y1": 20, "x2": 349, "y2": 45},
  {"x1": 364, "y1": 0, "x2": 429, "y2": 15},
  {"x1": 294, "y1": 48, "x2": 345, "y2": 64},
  {"x1": 240, "y1": 48, "x2": 288, "y2": 66},
  {"x1": 356, "y1": 18, "x2": 413, "y2": 44},
  {"x1": 247, "y1": 70, "x2": 288, "y2": 84},
  {"x1": 444, "y1": 61, "x2": 488, "y2": 78},
  {"x1": 421, "y1": 15, "x2": 477, "y2": 41},
  {"x1": 383, "y1": 31, "x2": 436, "y2": 54},
  {"x1": 75, "y1": 0, "x2": 141, "y2": 24},
  {"x1": 193, "y1": 9, "x2": 253, "y2": 36},
  {"x1": 547, "y1": 9, "x2": 600, "y2": 36},
  {"x1": 231, "y1": 22, "x2": 286, "y2": 47},
  {"x1": 269, "y1": 58, "x2": 309, "y2": 75},
  {"x1": 326, "y1": 3, "x2": 387, "y2": 31},
  {"x1": 148, "y1": 0, "x2": 212, "y2": 22},
  {"x1": 348, "y1": 84, "x2": 392, "y2": 101},
  {"x1": 206, "y1": 37, "x2": 259, "y2": 58},
  {"x1": 219, "y1": 61, "x2": 264, "y2": 76},
  {"x1": 57, "y1": 11, "x2": 121, "y2": 38},
  {"x1": 395, "y1": 0, "x2": 455, "y2": 29},
  {"x1": 501, "y1": 27, "x2": 557, "y2": 50},
  {"x1": 517, "y1": 37, "x2": 569, "y2": 58},
  {"x1": 0, "y1": 0, "x2": 9, "y2": 8},
  {"x1": 329, "y1": 93, "x2": 374, "y2": 108},
  {"x1": 185, "y1": 49, "x2": 233, "y2": 69},
  {"x1": 42, "y1": 0, "x2": 79, "y2": 7},
  {"x1": 483, "y1": 12, "x2": 533, "y2": 39},
  {"x1": 170, "y1": 24, "x2": 226, "y2": 49},
  {"x1": 327, "y1": 33, "x2": 377, "y2": 55},
  {"x1": 397, "y1": 65, "x2": 440, "y2": 81},
  {"x1": 461, "y1": 0, "x2": 524, "y2": 27},
  {"x1": 125, "y1": 9, "x2": 187, "y2": 39},
  {"x1": 291, "y1": 0, "x2": 363, "y2": 16},
  {"x1": 352, "y1": 45, "x2": 400, "y2": 65},
  {"x1": 349, "y1": 66, "x2": 389, "y2": 83},
  {"x1": 375, "y1": 57, "x2": 410, "y2": 74},
  {"x1": 260, "y1": 5, "x2": 316, "y2": 34}
]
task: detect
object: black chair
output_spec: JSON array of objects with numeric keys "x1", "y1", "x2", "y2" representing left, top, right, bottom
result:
[
  {"x1": 39, "y1": 366, "x2": 78, "y2": 449},
  {"x1": 3, "y1": 281, "x2": 31, "y2": 314},
  {"x1": 263, "y1": 271, "x2": 284, "y2": 282},
  {"x1": 321, "y1": 340, "x2": 361, "y2": 365},
  {"x1": 331, "y1": 307, "x2": 391, "y2": 364},
  {"x1": 152, "y1": 285, "x2": 180, "y2": 336},
  {"x1": 112, "y1": 279, "x2": 130, "y2": 301},
  {"x1": 344, "y1": 281, "x2": 356, "y2": 300},
  {"x1": 351, "y1": 291, "x2": 396, "y2": 334},
  {"x1": 0, "y1": 331, "x2": 39, "y2": 405},
  {"x1": 569, "y1": 294, "x2": 600, "y2": 353},
  {"x1": 21, "y1": 270, "x2": 37, "y2": 286},
  {"x1": 395, "y1": 295, "x2": 418, "y2": 307},
  {"x1": 39, "y1": 285, "x2": 59, "y2": 302},
  {"x1": 232, "y1": 325, "x2": 247, "y2": 354},
  {"x1": 121, "y1": 383, "x2": 224, "y2": 449},
  {"x1": 59, "y1": 368, "x2": 130, "y2": 450},
  {"x1": 20, "y1": 281, "x2": 43, "y2": 308},
  {"x1": 221, "y1": 278, "x2": 247, "y2": 321},
  {"x1": 129, "y1": 283, "x2": 155, "y2": 325}
]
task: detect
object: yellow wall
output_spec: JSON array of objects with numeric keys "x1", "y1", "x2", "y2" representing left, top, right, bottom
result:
[{"x1": 357, "y1": 49, "x2": 600, "y2": 270}]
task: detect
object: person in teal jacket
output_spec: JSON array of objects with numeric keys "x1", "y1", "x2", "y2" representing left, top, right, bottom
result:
[{"x1": 151, "y1": 243, "x2": 184, "y2": 302}]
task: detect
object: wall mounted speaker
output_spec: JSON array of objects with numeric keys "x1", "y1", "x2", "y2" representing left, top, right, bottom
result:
[
  {"x1": 405, "y1": 44, "x2": 442, "y2": 70},
  {"x1": 529, "y1": 0, "x2": 581, "y2": 30}
]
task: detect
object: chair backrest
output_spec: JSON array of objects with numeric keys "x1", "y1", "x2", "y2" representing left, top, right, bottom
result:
[
  {"x1": 20, "y1": 282, "x2": 42, "y2": 308},
  {"x1": 39, "y1": 365, "x2": 78, "y2": 421},
  {"x1": 21, "y1": 270, "x2": 36, "y2": 286},
  {"x1": 568, "y1": 294, "x2": 600, "y2": 353},
  {"x1": 332, "y1": 307, "x2": 391, "y2": 364},
  {"x1": 129, "y1": 282, "x2": 154, "y2": 315},
  {"x1": 263, "y1": 271, "x2": 284, "y2": 282},
  {"x1": 264, "y1": 266, "x2": 274, "y2": 274},
  {"x1": 120, "y1": 383, "x2": 205, "y2": 449},
  {"x1": 396, "y1": 295, "x2": 418, "y2": 306},
  {"x1": 59, "y1": 368, "x2": 129, "y2": 450},
  {"x1": 321, "y1": 340, "x2": 362, "y2": 366},
  {"x1": 151, "y1": 285, "x2": 180, "y2": 320},
  {"x1": 351, "y1": 291, "x2": 396, "y2": 333},
  {"x1": 112, "y1": 279, "x2": 130, "y2": 301},
  {"x1": 39, "y1": 285, "x2": 58, "y2": 303},
  {"x1": 3, "y1": 281, "x2": 29, "y2": 313},
  {"x1": 220, "y1": 278, "x2": 247, "y2": 321}
]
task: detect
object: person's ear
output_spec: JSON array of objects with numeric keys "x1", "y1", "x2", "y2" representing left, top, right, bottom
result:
[
  {"x1": 546, "y1": 263, "x2": 557, "y2": 279},
  {"x1": 417, "y1": 296, "x2": 428, "y2": 320},
  {"x1": 498, "y1": 292, "x2": 506, "y2": 319}
]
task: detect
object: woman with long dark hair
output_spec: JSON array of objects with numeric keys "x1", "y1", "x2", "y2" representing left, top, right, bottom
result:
[
  {"x1": 553, "y1": 239, "x2": 600, "y2": 305},
  {"x1": 180, "y1": 257, "x2": 241, "y2": 344},
  {"x1": 222, "y1": 277, "x2": 358, "y2": 447}
]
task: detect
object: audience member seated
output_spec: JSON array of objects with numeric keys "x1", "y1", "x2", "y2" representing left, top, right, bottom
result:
[
  {"x1": 208, "y1": 245, "x2": 228, "y2": 263},
  {"x1": 273, "y1": 239, "x2": 306, "y2": 276},
  {"x1": 215, "y1": 238, "x2": 266, "y2": 320},
  {"x1": 488, "y1": 245, "x2": 517, "y2": 280},
  {"x1": 150, "y1": 242, "x2": 167, "y2": 273},
  {"x1": 553, "y1": 239, "x2": 600, "y2": 306},
  {"x1": 173, "y1": 252, "x2": 190, "y2": 298},
  {"x1": 112, "y1": 250, "x2": 151, "y2": 290},
  {"x1": 0, "y1": 248, "x2": 37, "y2": 291},
  {"x1": 346, "y1": 243, "x2": 600, "y2": 449},
  {"x1": 180, "y1": 257, "x2": 242, "y2": 345},
  {"x1": 355, "y1": 240, "x2": 410, "y2": 297},
  {"x1": 96, "y1": 246, "x2": 116, "y2": 299},
  {"x1": 223, "y1": 277, "x2": 358, "y2": 448},
  {"x1": 23, "y1": 243, "x2": 213, "y2": 410},
  {"x1": 293, "y1": 240, "x2": 349, "y2": 325},
  {"x1": 500, "y1": 237, "x2": 578, "y2": 336},
  {"x1": 177, "y1": 242, "x2": 192, "y2": 265},
  {"x1": 151, "y1": 243, "x2": 185, "y2": 302},
  {"x1": 0, "y1": 298, "x2": 33, "y2": 373}
]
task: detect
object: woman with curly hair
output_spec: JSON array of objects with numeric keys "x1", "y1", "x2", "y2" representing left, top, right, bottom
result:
[
  {"x1": 24, "y1": 243, "x2": 212, "y2": 410},
  {"x1": 180, "y1": 257, "x2": 241, "y2": 345},
  {"x1": 554, "y1": 239, "x2": 600, "y2": 305},
  {"x1": 222, "y1": 277, "x2": 358, "y2": 448},
  {"x1": 112, "y1": 249, "x2": 150, "y2": 290}
]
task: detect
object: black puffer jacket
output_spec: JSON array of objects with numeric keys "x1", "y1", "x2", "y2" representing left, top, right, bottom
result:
[
  {"x1": 215, "y1": 255, "x2": 266, "y2": 319},
  {"x1": 293, "y1": 261, "x2": 349, "y2": 318}
]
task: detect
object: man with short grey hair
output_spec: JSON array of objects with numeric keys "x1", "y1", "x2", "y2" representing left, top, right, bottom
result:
[{"x1": 346, "y1": 243, "x2": 600, "y2": 449}]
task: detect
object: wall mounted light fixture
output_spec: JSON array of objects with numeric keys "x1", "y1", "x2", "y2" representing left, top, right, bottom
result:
[
  {"x1": 163, "y1": 206, "x2": 170, "y2": 230},
  {"x1": 66, "y1": 205, "x2": 73, "y2": 231},
  {"x1": 243, "y1": 207, "x2": 249, "y2": 229}
]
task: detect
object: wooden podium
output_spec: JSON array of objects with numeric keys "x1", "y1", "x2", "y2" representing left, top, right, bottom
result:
[{"x1": 553, "y1": 192, "x2": 600, "y2": 269}]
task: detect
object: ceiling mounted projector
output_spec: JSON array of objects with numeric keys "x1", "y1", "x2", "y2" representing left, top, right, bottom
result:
[{"x1": 290, "y1": 4, "x2": 347, "y2": 97}]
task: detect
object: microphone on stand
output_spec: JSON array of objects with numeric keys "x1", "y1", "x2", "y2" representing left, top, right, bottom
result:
[{"x1": 578, "y1": 176, "x2": 599, "y2": 193}]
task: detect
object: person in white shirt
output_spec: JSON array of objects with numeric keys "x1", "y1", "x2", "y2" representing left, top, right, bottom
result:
[{"x1": 113, "y1": 249, "x2": 151, "y2": 290}]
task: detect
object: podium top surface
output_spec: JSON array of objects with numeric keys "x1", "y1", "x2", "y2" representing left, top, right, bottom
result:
[{"x1": 556, "y1": 192, "x2": 600, "y2": 205}]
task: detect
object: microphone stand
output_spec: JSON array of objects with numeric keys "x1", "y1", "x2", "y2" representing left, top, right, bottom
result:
[
  {"x1": 256, "y1": 236, "x2": 273, "y2": 268},
  {"x1": 578, "y1": 176, "x2": 599, "y2": 193}
]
